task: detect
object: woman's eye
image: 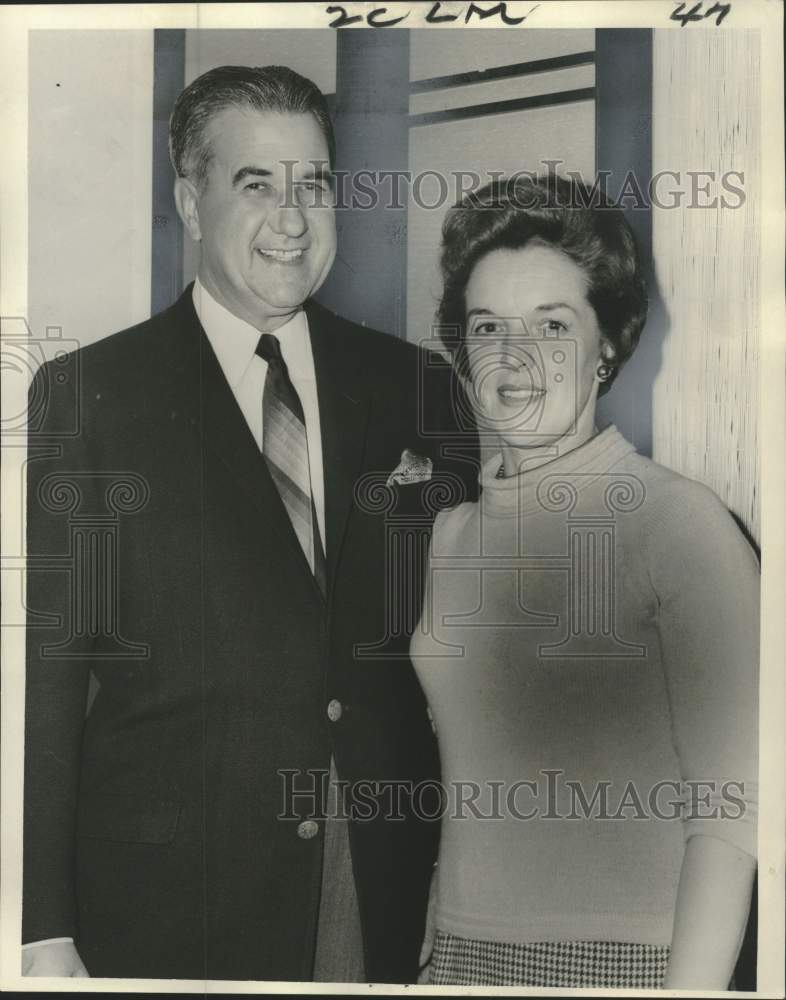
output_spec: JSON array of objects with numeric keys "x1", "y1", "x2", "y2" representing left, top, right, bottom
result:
[
  {"x1": 473, "y1": 320, "x2": 506, "y2": 337},
  {"x1": 539, "y1": 319, "x2": 567, "y2": 335}
]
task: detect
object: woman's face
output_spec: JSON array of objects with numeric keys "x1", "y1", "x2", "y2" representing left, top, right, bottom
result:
[{"x1": 464, "y1": 243, "x2": 605, "y2": 450}]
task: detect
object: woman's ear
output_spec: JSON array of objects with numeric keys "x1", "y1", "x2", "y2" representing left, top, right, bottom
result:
[
  {"x1": 174, "y1": 176, "x2": 202, "y2": 242},
  {"x1": 599, "y1": 337, "x2": 617, "y2": 364}
]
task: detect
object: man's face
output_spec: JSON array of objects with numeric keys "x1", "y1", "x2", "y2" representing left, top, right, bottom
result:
[{"x1": 179, "y1": 106, "x2": 337, "y2": 331}]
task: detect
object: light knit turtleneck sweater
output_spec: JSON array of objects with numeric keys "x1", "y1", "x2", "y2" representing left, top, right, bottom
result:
[{"x1": 410, "y1": 425, "x2": 758, "y2": 946}]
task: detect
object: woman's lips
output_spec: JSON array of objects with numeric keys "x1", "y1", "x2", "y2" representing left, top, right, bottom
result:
[{"x1": 497, "y1": 384, "x2": 546, "y2": 401}]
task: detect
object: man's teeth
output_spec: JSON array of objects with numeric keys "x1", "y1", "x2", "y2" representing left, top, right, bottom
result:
[{"x1": 256, "y1": 248, "x2": 303, "y2": 261}]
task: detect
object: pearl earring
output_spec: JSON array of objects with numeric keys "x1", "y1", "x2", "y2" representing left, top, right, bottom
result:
[{"x1": 596, "y1": 362, "x2": 614, "y2": 382}]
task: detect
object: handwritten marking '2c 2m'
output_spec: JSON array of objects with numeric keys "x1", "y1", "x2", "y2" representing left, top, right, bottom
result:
[{"x1": 325, "y1": 2, "x2": 540, "y2": 30}]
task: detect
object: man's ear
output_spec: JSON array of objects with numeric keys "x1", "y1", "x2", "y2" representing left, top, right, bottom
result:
[{"x1": 174, "y1": 176, "x2": 202, "y2": 242}]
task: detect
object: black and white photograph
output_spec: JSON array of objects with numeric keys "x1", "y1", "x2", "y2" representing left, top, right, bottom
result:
[{"x1": 0, "y1": 1, "x2": 783, "y2": 994}]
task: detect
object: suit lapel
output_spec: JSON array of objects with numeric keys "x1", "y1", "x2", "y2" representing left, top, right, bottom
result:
[
  {"x1": 306, "y1": 300, "x2": 372, "y2": 594},
  {"x1": 170, "y1": 288, "x2": 325, "y2": 601}
]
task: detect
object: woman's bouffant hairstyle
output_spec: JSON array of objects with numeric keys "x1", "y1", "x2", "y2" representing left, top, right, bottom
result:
[
  {"x1": 169, "y1": 65, "x2": 335, "y2": 191},
  {"x1": 437, "y1": 174, "x2": 648, "y2": 396}
]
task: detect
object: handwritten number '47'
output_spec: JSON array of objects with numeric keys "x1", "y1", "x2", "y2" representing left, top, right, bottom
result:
[{"x1": 671, "y1": 1, "x2": 731, "y2": 27}]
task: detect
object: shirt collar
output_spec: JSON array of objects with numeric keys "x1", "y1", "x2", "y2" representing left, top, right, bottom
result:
[{"x1": 192, "y1": 277, "x2": 312, "y2": 389}]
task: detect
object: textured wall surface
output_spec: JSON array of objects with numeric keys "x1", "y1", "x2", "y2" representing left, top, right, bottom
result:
[
  {"x1": 28, "y1": 30, "x2": 153, "y2": 354},
  {"x1": 650, "y1": 29, "x2": 760, "y2": 543}
]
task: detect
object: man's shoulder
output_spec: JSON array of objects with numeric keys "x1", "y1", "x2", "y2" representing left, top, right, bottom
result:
[{"x1": 45, "y1": 291, "x2": 196, "y2": 391}]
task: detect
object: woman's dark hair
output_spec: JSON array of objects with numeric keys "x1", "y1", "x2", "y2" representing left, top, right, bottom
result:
[
  {"x1": 437, "y1": 173, "x2": 648, "y2": 395},
  {"x1": 169, "y1": 65, "x2": 335, "y2": 190}
]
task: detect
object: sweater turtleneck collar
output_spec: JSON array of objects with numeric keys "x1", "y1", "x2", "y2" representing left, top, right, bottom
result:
[{"x1": 478, "y1": 424, "x2": 636, "y2": 518}]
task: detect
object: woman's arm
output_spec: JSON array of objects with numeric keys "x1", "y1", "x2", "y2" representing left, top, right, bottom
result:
[
  {"x1": 664, "y1": 835, "x2": 756, "y2": 989},
  {"x1": 646, "y1": 477, "x2": 759, "y2": 989}
]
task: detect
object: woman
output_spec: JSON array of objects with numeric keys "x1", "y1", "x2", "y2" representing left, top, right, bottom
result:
[{"x1": 411, "y1": 175, "x2": 758, "y2": 989}]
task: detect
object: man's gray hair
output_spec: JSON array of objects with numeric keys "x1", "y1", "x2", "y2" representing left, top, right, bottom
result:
[{"x1": 169, "y1": 64, "x2": 335, "y2": 189}]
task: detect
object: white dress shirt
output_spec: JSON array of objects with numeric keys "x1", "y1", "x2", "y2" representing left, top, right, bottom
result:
[{"x1": 192, "y1": 278, "x2": 326, "y2": 550}]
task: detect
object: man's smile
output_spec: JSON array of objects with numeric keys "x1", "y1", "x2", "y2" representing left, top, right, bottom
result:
[{"x1": 254, "y1": 247, "x2": 305, "y2": 263}]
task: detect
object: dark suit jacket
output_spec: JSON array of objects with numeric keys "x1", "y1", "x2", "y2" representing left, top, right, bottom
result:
[{"x1": 23, "y1": 286, "x2": 478, "y2": 982}]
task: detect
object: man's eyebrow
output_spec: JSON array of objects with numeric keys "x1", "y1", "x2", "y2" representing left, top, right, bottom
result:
[
  {"x1": 232, "y1": 166, "x2": 273, "y2": 186},
  {"x1": 534, "y1": 302, "x2": 578, "y2": 314},
  {"x1": 231, "y1": 164, "x2": 335, "y2": 187},
  {"x1": 299, "y1": 163, "x2": 335, "y2": 185}
]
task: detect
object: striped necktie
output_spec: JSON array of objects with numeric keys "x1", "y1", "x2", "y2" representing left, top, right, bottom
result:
[{"x1": 257, "y1": 333, "x2": 327, "y2": 599}]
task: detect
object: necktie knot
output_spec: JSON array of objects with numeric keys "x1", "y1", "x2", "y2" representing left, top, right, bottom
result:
[{"x1": 256, "y1": 333, "x2": 284, "y2": 365}]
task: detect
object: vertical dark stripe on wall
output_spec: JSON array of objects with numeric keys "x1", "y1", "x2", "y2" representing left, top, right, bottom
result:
[
  {"x1": 595, "y1": 29, "x2": 653, "y2": 272},
  {"x1": 594, "y1": 29, "x2": 656, "y2": 458},
  {"x1": 151, "y1": 29, "x2": 186, "y2": 316},
  {"x1": 315, "y1": 30, "x2": 410, "y2": 338}
]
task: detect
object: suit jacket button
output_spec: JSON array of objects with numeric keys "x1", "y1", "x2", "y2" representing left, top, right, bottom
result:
[
  {"x1": 326, "y1": 699, "x2": 343, "y2": 722},
  {"x1": 297, "y1": 819, "x2": 319, "y2": 840}
]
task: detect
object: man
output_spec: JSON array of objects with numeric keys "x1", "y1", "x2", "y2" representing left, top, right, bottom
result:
[{"x1": 22, "y1": 66, "x2": 476, "y2": 982}]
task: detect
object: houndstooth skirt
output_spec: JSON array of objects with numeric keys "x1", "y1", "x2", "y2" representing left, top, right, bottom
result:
[{"x1": 428, "y1": 931, "x2": 670, "y2": 988}]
